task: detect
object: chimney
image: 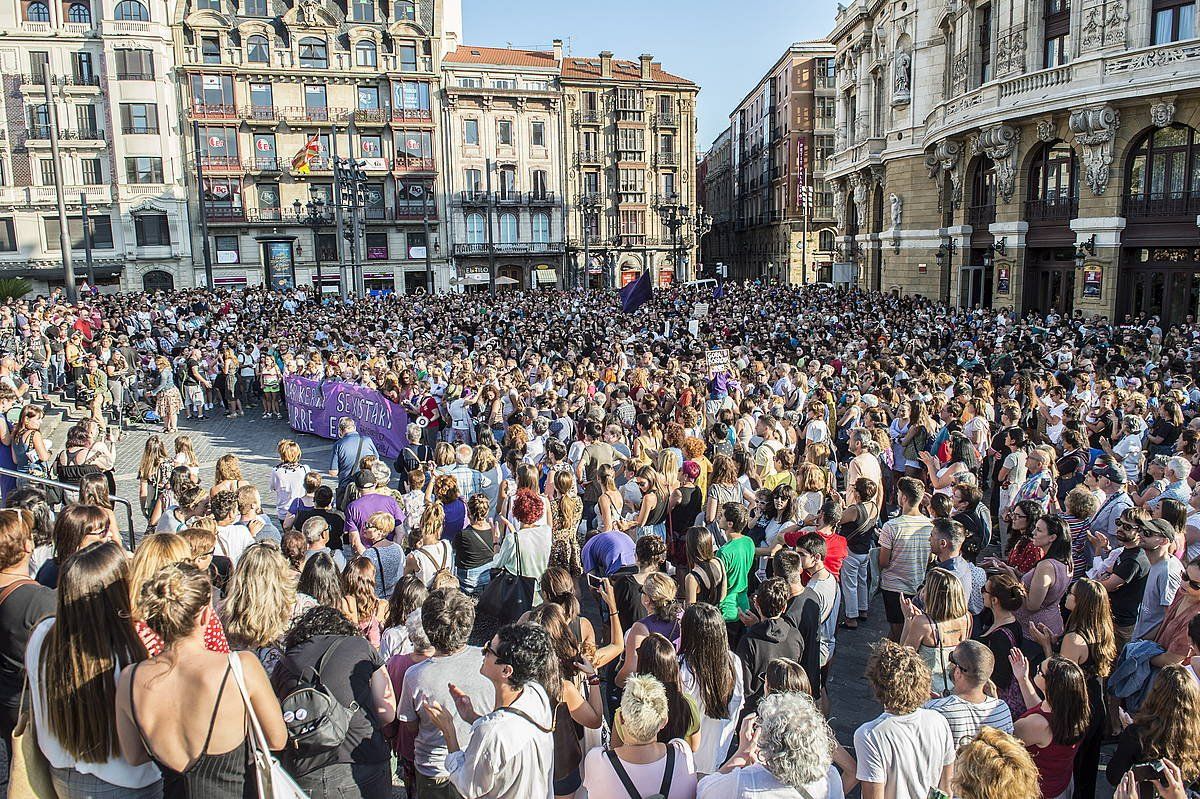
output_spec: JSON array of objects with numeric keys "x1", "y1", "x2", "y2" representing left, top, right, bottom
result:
[
  {"x1": 600, "y1": 51, "x2": 613, "y2": 78},
  {"x1": 552, "y1": 38, "x2": 563, "y2": 62},
  {"x1": 639, "y1": 54, "x2": 653, "y2": 80}
]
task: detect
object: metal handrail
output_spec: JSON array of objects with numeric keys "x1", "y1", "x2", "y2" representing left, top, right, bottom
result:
[{"x1": 0, "y1": 466, "x2": 136, "y2": 549}]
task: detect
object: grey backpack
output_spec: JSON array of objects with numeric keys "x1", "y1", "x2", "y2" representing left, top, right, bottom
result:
[{"x1": 280, "y1": 639, "x2": 358, "y2": 757}]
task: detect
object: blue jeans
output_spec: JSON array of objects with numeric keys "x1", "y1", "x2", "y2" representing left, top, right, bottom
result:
[
  {"x1": 49, "y1": 767, "x2": 162, "y2": 799},
  {"x1": 637, "y1": 523, "x2": 666, "y2": 541},
  {"x1": 457, "y1": 562, "x2": 493, "y2": 595}
]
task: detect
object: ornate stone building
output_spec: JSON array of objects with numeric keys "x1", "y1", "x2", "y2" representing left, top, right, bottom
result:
[
  {"x1": 440, "y1": 43, "x2": 566, "y2": 290},
  {"x1": 559, "y1": 51, "x2": 699, "y2": 288},
  {"x1": 0, "y1": 0, "x2": 191, "y2": 292},
  {"x1": 728, "y1": 42, "x2": 837, "y2": 283},
  {"x1": 826, "y1": 0, "x2": 1200, "y2": 324},
  {"x1": 699, "y1": 126, "x2": 734, "y2": 276},
  {"x1": 176, "y1": 0, "x2": 460, "y2": 293}
]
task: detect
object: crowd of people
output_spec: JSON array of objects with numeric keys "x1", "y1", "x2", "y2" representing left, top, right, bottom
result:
[{"x1": 0, "y1": 281, "x2": 1199, "y2": 799}]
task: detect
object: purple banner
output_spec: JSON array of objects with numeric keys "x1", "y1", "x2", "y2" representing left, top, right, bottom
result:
[{"x1": 284, "y1": 376, "x2": 410, "y2": 460}]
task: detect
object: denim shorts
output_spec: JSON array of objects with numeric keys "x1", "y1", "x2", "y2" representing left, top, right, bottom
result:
[{"x1": 457, "y1": 562, "x2": 494, "y2": 595}]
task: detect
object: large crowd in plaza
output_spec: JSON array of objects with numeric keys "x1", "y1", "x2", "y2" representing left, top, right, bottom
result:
[{"x1": 0, "y1": 280, "x2": 1198, "y2": 799}]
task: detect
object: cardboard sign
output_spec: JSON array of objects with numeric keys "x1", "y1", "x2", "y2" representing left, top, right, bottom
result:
[
  {"x1": 706, "y1": 348, "x2": 730, "y2": 375},
  {"x1": 692, "y1": 302, "x2": 709, "y2": 319}
]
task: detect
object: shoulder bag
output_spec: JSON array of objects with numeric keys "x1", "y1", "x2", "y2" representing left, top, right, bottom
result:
[
  {"x1": 227, "y1": 653, "x2": 309, "y2": 799},
  {"x1": 476, "y1": 529, "x2": 535, "y2": 624},
  {"x1": 4, "y1": 580, "x2": 54, "y2": 799}
]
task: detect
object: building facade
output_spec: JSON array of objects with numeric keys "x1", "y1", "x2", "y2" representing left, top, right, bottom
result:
[
  {"x1": 699, "y1": 126, "x2": 734, "y2": 275},
  {"x1": 827, "y1": 0, "x2": 1200, "y2": 324},
  {"x1": 560, "y1": 51, "x2": 699, "y2": 288},
  {"x1": 730, "y1": 42, "x2": 837, "y2": 283},
  {"x1": 176, "y1": 0, "x2": 460, "y2": 293},
  {"x1": 440, "y1": 43, "x2": 566, "y2": 290},
  {"x1": 0, "y1": 0, "x2": 191, "y2": 293}
]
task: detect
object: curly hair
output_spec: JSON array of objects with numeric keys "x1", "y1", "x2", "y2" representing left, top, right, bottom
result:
[
  {"x1": 221, "y1": 542, "x2": 297, "y2": 649},
  {"x1": 493, "y1": 622, "x2": 553, "y2": 689},
  {"x1": 865, "y1": 639, "x2": 932, "y2": 715},
  {"x1": 755, "y1": 692, "x2": 835, "y2": 790},
  {"x1": 953, "y1": 727, "x2": 1040, "y2": 799},
  {"x1": 512, "y1": 488, "x2": 543, "y2": 526},
  {"x1": 283, "y1": 605, "x2": 356, "y2": 649}
]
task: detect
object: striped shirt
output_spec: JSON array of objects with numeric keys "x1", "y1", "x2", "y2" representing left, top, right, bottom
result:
[{"x1": 879, "y1": 513, "x2": 933, "y2": 595}]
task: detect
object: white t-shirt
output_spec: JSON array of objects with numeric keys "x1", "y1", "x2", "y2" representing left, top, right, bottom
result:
[
  {"x1": 1113, "y1": 434, "x2": 1144, "y2": 483},
  {"x1": 680, "y1": 654, "x2": 745, "y2": 774},
  {"x1": 805, "y1": 418, "x2": 830, "y2": 444},
  {"x1": 1045, "y1": 401, "x2": 1068, "y2": 444},
  {"x1": 270, "y1": 463, "x2": 311, "y2": 520},
  {"x1": 215, "y1": 522, "x2": 255, "y2": 563},
  {"x1": 854, "y1": 709, "x2": 955, "y2": 799},
  {"x1": 698, "y1": 763, "x2": 844, "y2": 799},
  {"x1": 582, "y1": 738, "x2": 698, "y2": 799}
]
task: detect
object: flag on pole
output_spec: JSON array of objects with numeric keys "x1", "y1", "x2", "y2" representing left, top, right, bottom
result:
[
  {"x1": 291, "y1": 134, "x2": 321, "y2": 174},
  {"x1": 619, "y1": 270, "x2": 652, "y2": 313}
]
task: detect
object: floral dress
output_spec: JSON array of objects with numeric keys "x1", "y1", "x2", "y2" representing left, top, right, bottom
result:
[{"x1": 548, "y1": 494, "x2": 584, "y2": 576}]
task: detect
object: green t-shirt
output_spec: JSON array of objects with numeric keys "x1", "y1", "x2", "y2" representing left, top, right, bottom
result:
[{"x1": 717, "y1": 535, "x2": 755, "y2": 622}]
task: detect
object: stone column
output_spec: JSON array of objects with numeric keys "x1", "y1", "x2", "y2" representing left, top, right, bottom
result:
[
  {"x1": 1070, "y1": 216, "x2": 1126, "y2": 319},
  {"x1": 989, "y1": 220, "x2": 1029, "y2": 314}
]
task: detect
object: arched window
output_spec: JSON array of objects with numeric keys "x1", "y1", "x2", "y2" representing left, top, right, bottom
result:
[
  {"x1": 355, "y1": 40, "x2": 377, "y2": 67},
  {"x1": 818, "y1": 229, "x2": 835, "y2": 252},
  {"x1": 26, "y1": 1, "x2": 50, "y2": 20},
  {"x1": 1127, "y1": 124, "x2": 1200, "y2": 201},
  {"x1": 532, "y1": 212, "x2": 550, "y2": 243},
  {"x1": 1027, "y1": 141, "x2": 1077, "y2": 220},
  {"x1": 499, "y1": 213, "x2": 518, "y2": 244},
  {"x1": 298, "y1": 36, "x2": 327, "y2": 69},
  {"x1": 246, "y1": 34, "x2": 269, "y2": 63},
  {"x1": 967, "y1": 156, "x2": 996, "y2": 226},
  {"x1": 67, "y1": 3, "x2": 91, "y2": 22},
  {"x1": 142, "y1": 269, "x2": 174, "y2": 292},
  {"x1": 114, "y1": 0, "x2": 148, "y2": 20},
  {"x1": 466, "y1": 212, "x2": 485, "y2": 244},
  {"x1": 395, "y1": 0, "x2": 415, "y2": 20}
]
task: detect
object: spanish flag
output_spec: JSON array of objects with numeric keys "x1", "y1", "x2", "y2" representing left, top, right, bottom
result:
[{"x1": 291, "y1": 134, "x2": 321, "y2": 174}]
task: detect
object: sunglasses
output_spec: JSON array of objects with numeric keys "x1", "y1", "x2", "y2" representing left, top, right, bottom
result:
[
  {"x1": 1186, "y1": 577, "x2": 1200, "y2": 591},
  {"x1": 481, "y1": 641, "x2": 507, "y2": 665}
]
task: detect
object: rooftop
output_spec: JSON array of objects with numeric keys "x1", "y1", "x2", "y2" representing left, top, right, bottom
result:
[
  {"x1": 443, "y1": 45, "x2": 558, "y2": 68},
  {"x1": 560, "y1": 56, "x2": 695, "y2": 86}
]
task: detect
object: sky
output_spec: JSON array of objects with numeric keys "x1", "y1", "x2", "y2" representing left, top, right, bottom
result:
[{"x1": 460, "y1": 0, "x2": 840, "y2": 153}]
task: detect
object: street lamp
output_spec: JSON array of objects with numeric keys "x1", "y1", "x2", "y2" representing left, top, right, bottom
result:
[
  {"x1": 1074, "y1": 234, "x2": 1096, "y2": 269},
  {"x1": 935, "y1": 237, "x2": 959, "y2": 267},
  {"x1": 655, "y1": 194, "x2": 690, "y2": 284},
  {"x1": 577, "y1": 192, "x2": 602, "y2": 290},
  {"x1": 294, "y1": 186, "x2": 330, "y2": 301}
]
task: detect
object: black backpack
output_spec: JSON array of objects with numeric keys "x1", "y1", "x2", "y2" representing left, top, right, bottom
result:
[{"x1": 280, "y1": 639, "x2": 358, "y2": 758}]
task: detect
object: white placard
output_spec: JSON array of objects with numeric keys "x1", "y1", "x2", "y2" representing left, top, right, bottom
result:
[{"x1": 706, "y1": 348, "x2": 729, "y2": 375}]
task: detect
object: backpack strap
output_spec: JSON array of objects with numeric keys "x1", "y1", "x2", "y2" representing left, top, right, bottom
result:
[
  {"x1": 658, "y1": 741, "x2": 676, "y2": 799},
  {"x1": 0, "y1": 579, "x2": 35, "y2": 606},
  {"x1": 604, "y1": 742, "x2": 675, "y2": 799}
]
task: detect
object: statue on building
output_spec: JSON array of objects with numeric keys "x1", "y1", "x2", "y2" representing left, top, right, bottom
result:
[
  {"x1": 893, "y1": 51, "x2": 912, "y2": 102},
  {"x1": 889, "y1": 193, "x2": 903, "y2": 229},
  {"x1": 298, "y1": 0, "x2": 320, "y2": 25}
]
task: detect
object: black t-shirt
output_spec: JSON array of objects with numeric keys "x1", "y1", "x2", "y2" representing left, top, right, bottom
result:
[
  {"x1": 1108, "y1": 547, "x2": 1151, "y2": 627},
  {"x1": 453, "y1": 523, "x2": 494, "y2": 570},
  {"x1": 294, "y1": 507, "x2": 347, "y2": 553},
  {"x1": 0, "y1": 581, "x2": 56, "y2": 709},
  {"x1": 272, "y1": 634, "x2": 389, "y2": 776},
  {"x1": 182, "y1": 358, "x2": 200, "y2": 386},
  {"x1": 1087, "y1": 409, "x2": 1118, "y2": 449}
]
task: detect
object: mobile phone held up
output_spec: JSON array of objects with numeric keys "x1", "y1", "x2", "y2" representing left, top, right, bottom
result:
[
  {"x1": 925, "y1": 789, "x2": 951, "y2": 799},
  {"x1": 1132, "y1": 760, "x2": 1166, "y2": 783}
]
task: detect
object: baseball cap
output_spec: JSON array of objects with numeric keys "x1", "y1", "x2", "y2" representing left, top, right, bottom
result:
[
  {"x1": 681, "y1": 460, "x2": 701, "y2": 479},
  {"x1": 1091, "y1": 464, "x2": 1127, "y2": 484},
  {"x1": 354, "y1": 469, "x2": 378, "y2": 489},
  {"x1": 1142, "y1": 518, "x2": 1175, "y2": 540}
]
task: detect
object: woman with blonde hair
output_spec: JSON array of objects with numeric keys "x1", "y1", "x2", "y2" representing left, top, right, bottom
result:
[
  {"x1": 209, "y1": 454, "x2": 244, "y2": 497},
  {"x1": 341, "y1": 556, "x2": 389, "y2": 648},
  {"x1": 900, "y1": 565, "x2": 971, "y2": 697},
  {"x1": 25, "y1": 541, "x2": 161, "y2": 797},
  {"x1": 270, "y1": 439, "x2": 310, "y2": 522},
  {"x1": 130, "y1": 532, "x2": 230, "y2": 657},
  {"x1": 617, "y1": 572, "x2": 681, "y2": 687},
  {"x1": 149, "y1": 355, "x2": 182, "y2": 433},
  {"x1": 655, "y1": 449, "x2": 682, "y2": 496},
  {"x1": 594, "y1": 462, "x2": 625, "y2": 532},
  {"x1": 220, "y1": 541, "x2": 304, "y2": 675},
  {"x1": 402, "y1": 503, "x2": 453, "y2": 587},
  {"x1": 953, "y1": 727, "x2": 1041, "y2": 799},
  {"x1": 548, "y1": 469, "x2": 583, "y2": 575},
  {"x1": 136, "y1": 435, "x2": 172, "y2": 520},
  {"x1": 620, "y1": 466, "x2": 670, "y2": 541}
]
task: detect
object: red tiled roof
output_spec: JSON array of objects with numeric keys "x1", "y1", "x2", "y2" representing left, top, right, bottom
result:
[
  {"x1": 443, "y1": 45, "x2": 557, "y2": 68},
  {"x1": 561, "y1": 56, "x2": 695, "y2": 86}
]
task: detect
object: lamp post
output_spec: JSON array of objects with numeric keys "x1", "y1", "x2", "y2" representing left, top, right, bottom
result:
[
  {"x1": 333, "y1": 155, "x2": 368, "y2": 296},
  {"x1": 577, "y1": 192, "x2": 602, "y2": 290},
  {"x1": 655, "y1": 194, "x2": 689, "y2": 284},
  {"x1": 294, "y1": 186, "x2": 329, "y2": 301}
]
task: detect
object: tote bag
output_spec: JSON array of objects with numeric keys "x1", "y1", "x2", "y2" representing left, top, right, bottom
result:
[{"x1": 476, "y1": 529, "x2": 536, "y2": 624}]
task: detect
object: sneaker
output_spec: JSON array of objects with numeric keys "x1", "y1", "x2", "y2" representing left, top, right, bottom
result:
[{"x1": 262, "y1": 412, "x2": 270, "y2": 419}]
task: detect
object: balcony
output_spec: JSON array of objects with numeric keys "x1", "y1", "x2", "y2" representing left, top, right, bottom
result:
[
  {"x1": 494, "y1": 191, "x2": 522, "y2": 206},
  {"x1": 21, "y1": 73, "x2": 100, "y2": 89},
  {"x1": 199, "y1": 156, "x2": 242, "y2": 174},
  {"x1": 287, "y1": 106, "x2": 348, "y2": 123},
  {"x1": 574, "y1": 150, "x2": 602, "y2": 165},
  {"x1": 1123, "y1": 191, "x2": 1200, "y2": 220},
  {"x1": 392, "y1": 156, "x2": 435, "y2": 174},
  {"x1": 1024, "y1": 197, "x2": 1077, "y2": 223},
  {"x1": 458, "y1": 191, "x2": 490, "y2": 205},
  {"x1": 615, "y1": 150, "x2": 646, "y2": 164},
  {"x1": 190, "y1": 103, "x2": 237, "y2": 120},
  {"x1": 121, "y1": 125, "x2": 159, "y2": 135},
  {"x1": 573, "y1": 109, "x2": 603, "y2": 125},
  {"x1": 651, "y1": 112, "x2": 678, "y2": 127},
  {"x1": 654, "y1": 152, "x2": 680, "y2": 167},
  {"x1": 453, "y1": 242, "x2": 565, "y2": 257},
  {"x1": 204, "y1": 205, "x2": 247, "y2": 222},
  {"x1": 103, "y1": 19, "x2": 151, "y2": 35},
  {"x1": 242, "y1": 106, "x2": 278, "y2": 124},
  {"x1": 352, "y1": 108, "x2": 389, "y2": 125},
  {"x1": 116, "y1": 71, "x2": 154, "y2": 81},
  {"x1": 17, "y1": 185, "x2": 112, "y2": 204},
  {"x1": 966, "y1": 202, "x2": 995, "y2": 227},
  {"x1": 20, "y1": 21, "x2": 51, "y2": 33},
  {"x1": 394, "y1": 203, "x2": 437, "y2": 220},
  {"x1": 527, "y1": 191, "x2": 557, "y2": 205},
  {"x1": 25, "y1": 126, "x2": 105, "y2": 143},
  {"x1": 245, "y1": 157, "x2": 281, "y2": 172},
  {"x1": 391, "y1": 108, "x2": 433, "y2": 124}
]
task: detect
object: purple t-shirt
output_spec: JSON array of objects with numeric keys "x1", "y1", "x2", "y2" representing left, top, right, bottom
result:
[
  {"x1": 345, "y1": 492, "x2": 405, "y2": 536},
  {"x1": 582, "y1": 531, "x2": 637, "y2": 576}
]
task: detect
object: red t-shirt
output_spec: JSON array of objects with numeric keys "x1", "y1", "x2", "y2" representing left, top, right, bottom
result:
[{"x1": 782, "y1": 528, "x2": 849, "y2": 580}]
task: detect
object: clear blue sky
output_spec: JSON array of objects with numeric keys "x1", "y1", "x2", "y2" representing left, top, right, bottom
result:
[{"x1": 461, "y1": 0, "x2": 840, "y2": 153}]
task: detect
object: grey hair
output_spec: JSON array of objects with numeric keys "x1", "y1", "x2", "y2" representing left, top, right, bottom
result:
[
  {"x1": 1166, "y1": 455, "x2": 1191, "y2": 480},
  {"x1": 756, "y1": 692, "x2": 835, "y2": 790},
  {"x1": 850, "y1": 427, "x2": 881, "y2": 455},
  {"x1": 405, "y1": 608, "x2": 429, "y2": 652},
  {"x1": 301, "y1": 515, "x2": 329, "y2": 545}
]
